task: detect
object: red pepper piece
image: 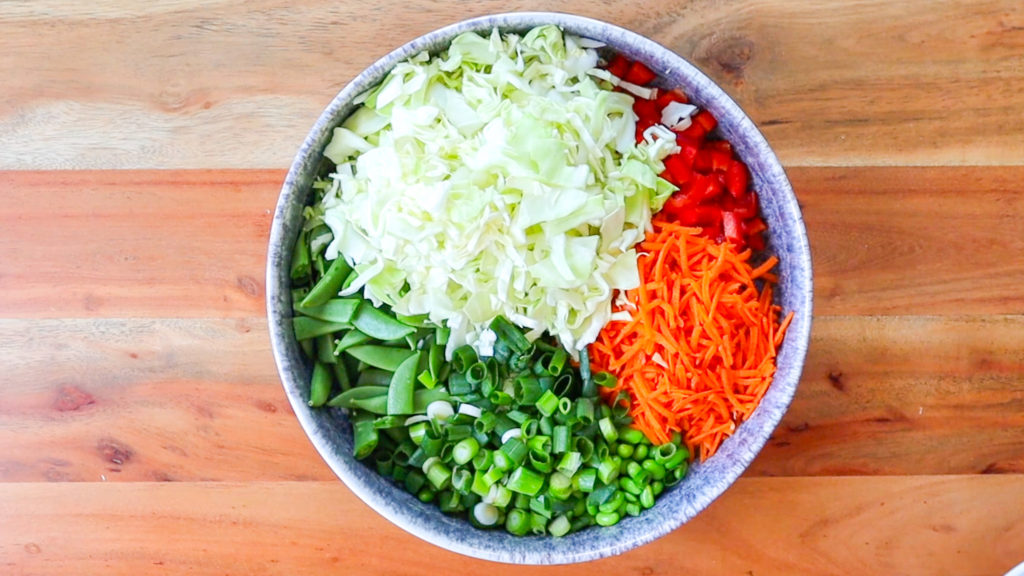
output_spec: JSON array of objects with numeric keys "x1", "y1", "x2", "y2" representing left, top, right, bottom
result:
[
  {"x1": 677, "y1": 139, "x2": 701, "y2": 165},
  {"x1": 710, "y1": 148, "x2": 732, "y2": 173},
  {"x1": 747, "y1": 231, "x2": 765, "y2": 251},
  {"x1": 722, "y1": 211, "x2": 743, "y2": 244},
  {"x1": 676, "y1": 121, "x2": 708, "y2": 141},
  {"x1": 686, "y1": 173, "x2": 723, "y2": 203},
  {"x1": 692, "y1": 110, "x2": 718, "y2": 134},
  {"x1": 725, "y1": 160, "x2": 750, "y2": 198},
  {"x1": 676, "y1": 205, "x2": 722, "y2": 227},
  {"x1": 606, "y1": 54, "x2": 631, "y2": 78},
  {"x1": 624, "y1": 61, "x2": 657, "y2": 85},
  {"x1": 632, "y1": 98, "x2": 660, "y2": 124},
  {"x1": 656, "y1": 88, "x2": 689, "y2": 109},
  {"x1": 663, "y1": 154, "x2": 694, "y2": 186},
  {"x1": 706, "y1": 139, "x2": 732, "y2": 154},
  {"x1": 693, "y1": 149, "x2": 714, "y2": 173},
  {"x1": 729, "y1": 190, "x2": 758, "y2": 219}
]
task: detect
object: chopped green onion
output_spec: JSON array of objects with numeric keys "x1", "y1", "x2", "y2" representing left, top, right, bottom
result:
[
  {"x1": 597, "y1": 457, "x2": 620, "y2": 485},
  {"x1": 505, "y1": 509, "x2": 530, "y2": 536},
  {"x1": 452, "y1": 468, "x2": 473, "y2": 494},
  {"x1": 598, "y1": 417, "x2": 619, "y2": 443},
  {"x1": 547, "y1": 471, "x2": 573, "y2": 500},
  {"x1": 472, "y1": 502, "x2": 500, "y2": 527},
  {"x1": 535, "y1": 390, "x2": 560, "y2": 417},
  {"x1": 552, "y1": 425, "x2": 570, "y2": 454},
  {"x1": 548, "y1": 514, "x2": 571, "y2": 537},
  {"x1": 506, "y1": 466, "x2": 544, "y2": 496}
]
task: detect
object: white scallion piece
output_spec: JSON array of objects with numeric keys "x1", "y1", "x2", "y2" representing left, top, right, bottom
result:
[
  {"x1": 501, "y1": 428, "x2": 522, "y2": 444},
  {"x1": 457, "y1": 403, "x2": 482, "y2": 419},
  {"x1": 426, "y1": 400, "x2": 454, "y2": 422},
  {"x1": 473, "y1": 502, "x2": 500, "y2": 526}
]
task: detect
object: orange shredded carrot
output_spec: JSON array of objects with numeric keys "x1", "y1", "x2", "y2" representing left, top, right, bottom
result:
[{"x1": 589, "y1": 215, "x2": 792, "y2": 462}]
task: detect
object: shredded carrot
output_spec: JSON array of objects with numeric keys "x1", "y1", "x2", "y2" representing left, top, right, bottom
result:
[{"x1": 590, "y1": 216, "x2": 792, "y2": 462}]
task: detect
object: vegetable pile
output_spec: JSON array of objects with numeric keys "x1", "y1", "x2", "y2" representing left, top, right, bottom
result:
[{"x1": 290, "y1": 25, "x2": 791, "y2": 537}]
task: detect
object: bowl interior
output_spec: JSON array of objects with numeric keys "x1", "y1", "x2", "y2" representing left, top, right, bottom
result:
[{"x1": 267, "y1": 12, "x2": 812, "y2": 564}]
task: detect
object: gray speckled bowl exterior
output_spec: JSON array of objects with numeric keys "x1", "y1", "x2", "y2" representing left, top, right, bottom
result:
[{"x1": 267, "y1": 12, "x2": 812, "y2": 565}]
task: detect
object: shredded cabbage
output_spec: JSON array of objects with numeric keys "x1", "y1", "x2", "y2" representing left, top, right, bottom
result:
[{"x1": 319, "y1": 25, "x2": 675, "y2": 357}]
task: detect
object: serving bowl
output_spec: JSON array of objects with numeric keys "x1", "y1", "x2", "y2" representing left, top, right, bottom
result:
[{"x1": 267, "y1": 11, "x2": 812, "y2": 564}]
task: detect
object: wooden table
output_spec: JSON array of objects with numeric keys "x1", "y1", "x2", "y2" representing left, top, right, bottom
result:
[{"x1": 2, "y1": 2, "x2": 1022, "y2": 574}]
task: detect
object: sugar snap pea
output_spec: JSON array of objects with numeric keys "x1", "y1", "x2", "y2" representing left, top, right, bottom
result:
[
  {"x1": 300, "y1": 257, "x2": 352, "y2": 308},
  {"x1": 294, "y1": 298, "x2": 360, "y2": 323},
  {"x1": 334, "y1": 329, "x2": 372, "y2": 354},
  {"x1": 326, "y1": 385, "x2": 388, "y2": 409},
  {"x1": 352, "y1": 302, "x2": 417, "y2": 340},
  {"x1": 345, "y1": 345, "x2": 417, "y2": 372},
  {"x1": 316, "y1": 333, "x2": 336, "y2": 365},
  {"x1": 290, "y1": 229, "x2": 311, "y2": 283},
  {"x1": 308, "y1": 360, "x2": 332, "y2": 408},
  {"x1": 293, "y1": 316, "x2": 351, "y2": 341},
  {"x1": 387, "y1": 352, "x2": 421, "y2": 415}
]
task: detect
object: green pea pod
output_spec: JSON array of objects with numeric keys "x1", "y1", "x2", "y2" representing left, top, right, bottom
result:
[
  {"x1": 325, "y1": 385, "x2": 388, "y2": 409},
  {"x1": 316, "y1": 333, "x2": 337, "y2": 365},
  {"x1": 356, "y1": 368, "x2": 393, "y2": 387},
  {"x1": 335, "y1": 329, "x2": 372, "y2": 354},
  {"x1": 387, "y1": 352, "x2": 421, "y2": 415},
  {"x1": 345, "y1": 345, "x2": 416, "y2": 372},
  {"x1": 290, "y1": 229, "x2": 311, "y2": 283},
  {"x1": 300, "y1": 257, "x2": 352, "y2": 308},
  {"x1": 331, "y1": 362, "x2": 351, "y2": 392},
  {"x1": 294, "y1": 298, "x2": 360, "y2": 323},
  {"x1": 352, "y1": 302, "x2": 416, "y2": 340},
  {"x1": 293, "y1": 316, "x2": 350, "y2": 341},
  {"x1": 352, "y1": 415, "x2": 378, "y2": 460},
  {"x1": 308, "y1": 361, "x2": 332, "y2": 408}
]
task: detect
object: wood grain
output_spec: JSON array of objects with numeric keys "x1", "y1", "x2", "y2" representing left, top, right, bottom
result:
[
  {"x1": 0, "y1": 318, "x2": 333, "y2": 482},
  {"x1": 0, "y1": 477, "x2": 1021, "y2": 575},
  {"x1": 0, "y1": 0, "x2": 1022, "y2": 169},
  {"x1": 0, "y1": 170, "x2": 278, "y2": 319},
  {"x1": 1, "y1": 315, "x2": 1020, "y2": 482},
  {"x1": 3, "y1": 167, "x2": 1023, "y2": 318},
  {"x1": 751, "y1": 315, "x2": 1024, "y2": 476}
]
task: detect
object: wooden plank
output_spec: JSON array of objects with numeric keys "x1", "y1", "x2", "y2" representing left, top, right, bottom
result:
[
  {"x1": 751, "y1": 315, "x2": 1024, "y2": 476},
  {"x1": 799, "y1": 166, "x2": 1024, "y2": 316},
  {"x1": 0, "y1": 1, "x2": 1022, "y2": 169},
  {"x1": 0, "y1": 170, "x2": 279, "y2": 319},
  {"x1": 1, "y1": 315, "x2": 1021, "y2": 482},
  {"x1": 3, "y1": 167, "x2": 1024, "y2": 318},
  {"x1": 0, "y1": 318, "x2": 334, "y2": 482},
  {"x1": 0, "y1": 477, "x2": 1021, "y2": 575}
]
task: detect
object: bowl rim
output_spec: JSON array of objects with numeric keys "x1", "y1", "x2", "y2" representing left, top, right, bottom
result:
[{"x1": 267, "y1": 11, "x2": 813, "y2": 564}]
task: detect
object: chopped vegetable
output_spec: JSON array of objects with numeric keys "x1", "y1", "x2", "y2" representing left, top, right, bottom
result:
[{"x1": 589, "y1": 217, "x2": 793, "y2": 460}]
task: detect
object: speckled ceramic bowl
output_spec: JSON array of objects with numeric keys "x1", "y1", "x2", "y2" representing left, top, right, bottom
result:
[{"x1": 267, "y1": 12, "x2": 812, "y2": 564}]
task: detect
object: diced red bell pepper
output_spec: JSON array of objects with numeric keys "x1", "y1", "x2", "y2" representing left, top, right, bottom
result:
[
  {"x1": 722, "y1": 211, "x2": 743, "y2": 244},
  {"x1": 606, "y1": 54, "x2": 631, "y2": 79},
  {"x1": 632, "y1": 98, "x2": 660, "y2": 124},
  {"x1": 725, "y1": 160, "x2": 749, "y2": 198},
  {"x1": 709, "y1": 148, "x2": 732, "y2": 172},
  {"x1": 656, "y1": 89, "x2": 689, "y2": 109},
  {"x1": 693, "y1": 149, "x2": 714, "y2": 173},
  {"x1": 676, "y1": 205, "x2": 723, "y2": 227},
  {"x1": 635, "y1": 118, "x2": 656, "y2": 143},
  {"x1": 663, "y1": 154, "x2": 694, "y2": 186},
  {"x1": 706, "y1": 140, "x2": 732, "y2": 154},
  {"x1": 676, "y1": 121, "x2": 708, "y2": 141},
  {"x1": 686, "y1": 173, "x2": 723, "y2": 203},
  {"x1": 727, "y1": 190, "x2": 758, "y2": 219},
  {"x1": 624, "y1": 61, "x2": 658, "y2": 85},
  {"x1": 692, "y1": 110, "x2": 718, "y2": 133}
]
